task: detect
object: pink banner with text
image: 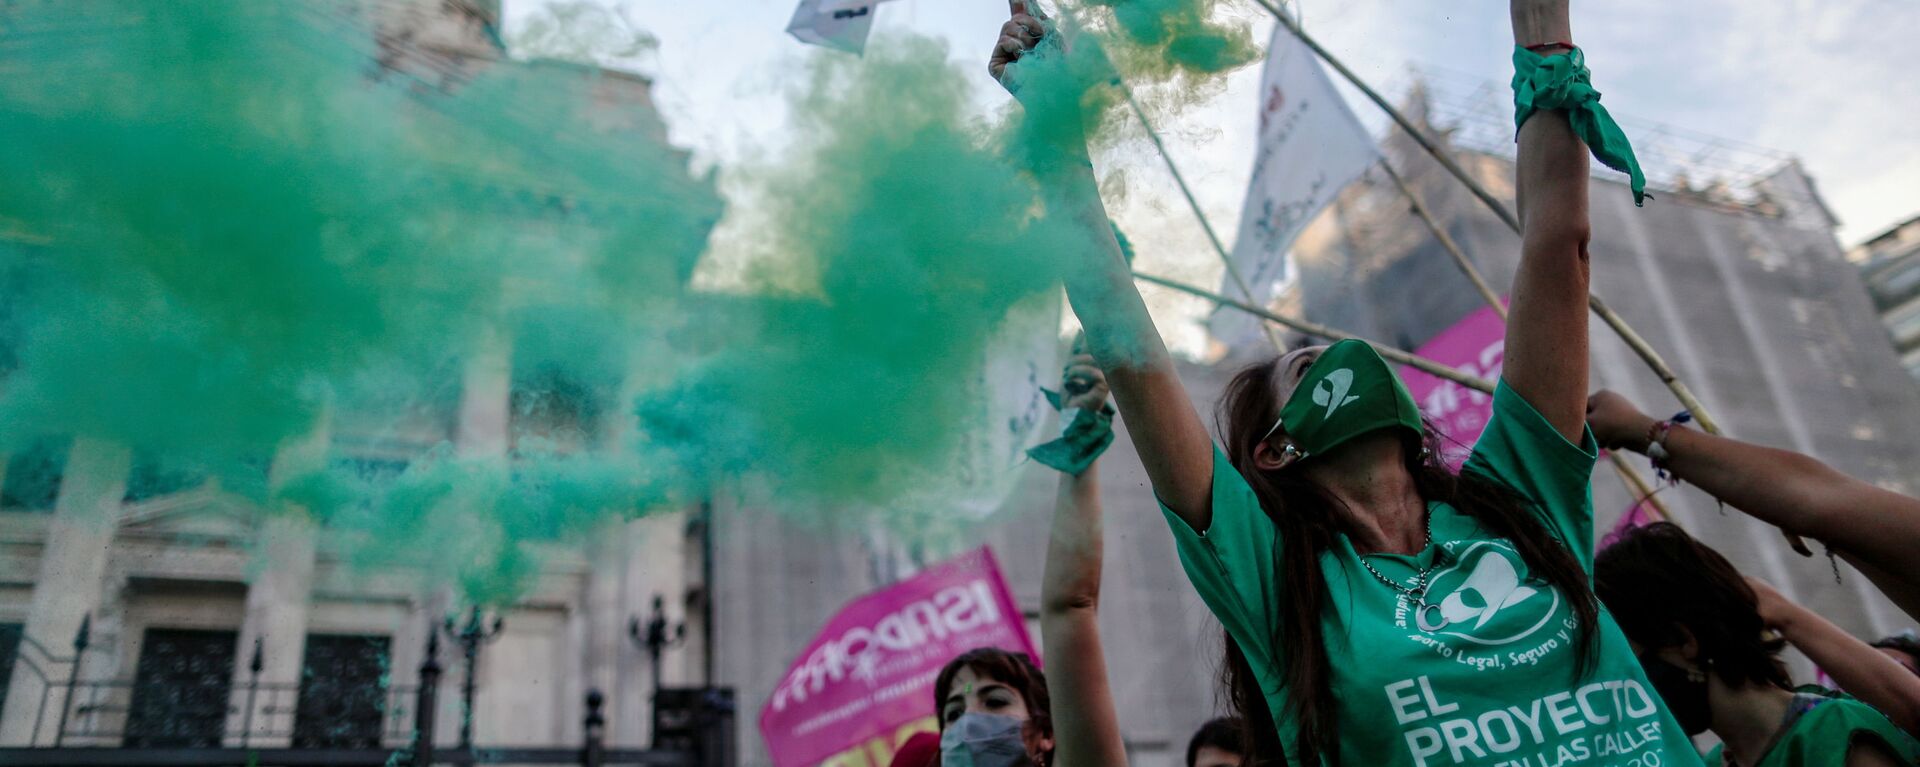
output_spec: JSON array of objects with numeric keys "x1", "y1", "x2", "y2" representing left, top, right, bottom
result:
[
  {"x1": 759, "y1": 546, "x2": 1036, "y2": 767},
  {"x1": 1398, "y1": 303, "x2": 1507, "y2": 468}
]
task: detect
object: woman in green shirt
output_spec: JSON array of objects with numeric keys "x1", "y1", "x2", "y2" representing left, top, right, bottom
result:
[
  {"x1": 987, "y1": 0, "x2": 1703, "y2": 764},
  {"x1": 1596, "y1": 523, "x2": 1920, "y2": 767}
]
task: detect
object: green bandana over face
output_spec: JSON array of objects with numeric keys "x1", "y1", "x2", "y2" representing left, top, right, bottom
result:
[{"x1": 1275, "y1": 339, "x2": 1424, "y2": 459}]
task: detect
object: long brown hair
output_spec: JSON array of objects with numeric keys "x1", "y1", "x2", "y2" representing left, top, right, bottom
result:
[{"x1": 1216, "y1": 357, "x2": 1600, "y2": 766}]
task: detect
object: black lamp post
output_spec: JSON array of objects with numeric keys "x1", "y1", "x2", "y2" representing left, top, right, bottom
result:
[
  {"x1": 628, "y1": 594, "x2": 684, "y2": 698},
  {"x1": 444, "y1": 605, "x2": 503, "y2": 750}
]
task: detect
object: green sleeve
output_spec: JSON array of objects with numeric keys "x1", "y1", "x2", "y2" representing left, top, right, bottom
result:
[
  {"x1": 1460, "y1": 380, "x2": 1601, "y2": 569},
  {"x1": 1767, "y1": 698, "x2": 1920, "y2": 767},
  {"x1": 1159, "y1": 445, "x2": 1284, "y2": 691}
]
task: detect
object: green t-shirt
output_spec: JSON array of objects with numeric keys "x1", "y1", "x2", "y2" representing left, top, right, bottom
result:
[
  {"x1": 1163, "y1": 381, "x2": 1705, "y2": 767},
  {"x1": 1704, "y1": 689, "x2": 1920, "y2": 767}
]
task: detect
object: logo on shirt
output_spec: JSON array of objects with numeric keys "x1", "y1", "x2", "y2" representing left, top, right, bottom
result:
[
  {"x1": 1391, "y1": 539, "x2": 1574, "y2": 675},
  {"x1": 1312, "y1": 369, "x2": 1359, "y2": 419},
  {"x1": 1422, "y1": 542, "x2": 1559, "y2": 646}
]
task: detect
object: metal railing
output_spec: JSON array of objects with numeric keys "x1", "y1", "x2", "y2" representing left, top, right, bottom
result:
[{"x1": 0, "y1": 616, "x2": 734, "y2": 766}]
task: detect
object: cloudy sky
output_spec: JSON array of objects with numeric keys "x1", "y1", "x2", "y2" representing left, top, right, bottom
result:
[{"x1": 505, "y1": 0, "x2": 1920, "y2": 350}]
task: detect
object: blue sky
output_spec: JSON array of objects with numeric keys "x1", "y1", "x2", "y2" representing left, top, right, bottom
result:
[{"x1": 505, "y1": 0, "x2": 1920, "y2": 350}]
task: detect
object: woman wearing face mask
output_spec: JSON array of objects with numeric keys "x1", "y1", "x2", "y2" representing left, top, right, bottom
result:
[
  {"x1": 1596, "y1": 523, "x2": 1920, "y2": 766},
  {"x1": 932, "y1": 647, "x2": 1054, "y2": 767},
  {"x1": 988, "y1": 0, "x2": 1702, "y2": 764}
]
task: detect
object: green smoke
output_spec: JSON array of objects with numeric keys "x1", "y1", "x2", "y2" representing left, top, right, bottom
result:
[{"x1": 0, "y1": 0, "x2": 1258, "y2": 598}]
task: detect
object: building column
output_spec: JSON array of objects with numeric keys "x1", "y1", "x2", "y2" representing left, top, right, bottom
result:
[
  {"x1": 436, "y1": 333, "x2": 513, "y2": 746},
  {"x1": 0, "y1": 437, "x2": 131, "y2": 746},
  {"x1": 456, "y1": 332, "x2": 513, "y2": 459},
  {"x1": 229, "y1": 413, "x2": 331, "y2": 747}
]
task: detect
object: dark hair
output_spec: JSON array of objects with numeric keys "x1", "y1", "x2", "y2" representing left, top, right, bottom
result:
[
  {"x1": 1594, "y1": 522, "x2": 1790, "y2": 690},
  {"x1": 932, "y1": 647, "x2": 1053, "y2": 765},
  {"x1": 1220, "y1": 637, "x2": 1282, "y2": 766},
  {"x1": 1872, "y1": 633, "x2": 1920, "y2": 658},
  {"x1": 1873, "y1": 634, "x2": 1920, "y2": 678},
  {"x1": 1188, "y1": 716, "x2": 1247, "y2": 767},
  {"x1": 1216, "y1": 357, "x2": 1600, "y2": 765}
]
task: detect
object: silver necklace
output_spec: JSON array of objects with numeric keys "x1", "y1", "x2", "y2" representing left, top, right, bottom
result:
[{"x1": 1357, "y1": 517, "x2": 1452, "y2": 632}]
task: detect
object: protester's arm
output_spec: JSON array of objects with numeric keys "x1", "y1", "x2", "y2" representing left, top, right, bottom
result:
[
  {"x1": 1588, "y1": 389, "x2": 1920, "y2": 622},
  {"x1": 1749, "y1": 577, "x2": 1920, "y2": 736},
  {"x1": 1042, "y1": 462, "x2": 1128, "y2": 767},
  {"x1": 991, "y1": 0, "x2": 1216, "y2": 530},
  {"x1": 1502, "y1": 0, "x2": 1592, "y2": 443},
  {"x1": 1040, "y1": 356, "x2": 1128, "y2": 767}
]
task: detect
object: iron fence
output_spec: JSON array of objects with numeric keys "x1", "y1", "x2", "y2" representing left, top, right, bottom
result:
[{"x1": 0, "y1": 618, "x2": 734, "y2": 766}]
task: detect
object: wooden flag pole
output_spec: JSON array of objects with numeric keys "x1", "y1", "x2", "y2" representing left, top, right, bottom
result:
[{"x1": 1130, "y1": 271, "x2": 1495, "y2": 393}]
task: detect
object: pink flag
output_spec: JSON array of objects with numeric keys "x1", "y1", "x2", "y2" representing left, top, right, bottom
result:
[
  {"x1": 760, "y1": 546, "x2": 1036, "y2": 767},
  {"x1": 1600, "y1": 489, "x2": 1660, "y2": 549},
  {"x1": 1398, "y1": 303, "x2": 1508, "y2": 469}
]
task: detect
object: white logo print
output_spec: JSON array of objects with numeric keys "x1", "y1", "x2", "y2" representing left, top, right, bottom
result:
[
  {"x1": 1415, "y1": 541, "x2": 1561, "y2": 647},
  {"x1": 1312, "y1": 369, "x2": 1360, "y2": 419},
  {"x1": 1438, "y1": 554, "x2": 1538, "y2": 630}
]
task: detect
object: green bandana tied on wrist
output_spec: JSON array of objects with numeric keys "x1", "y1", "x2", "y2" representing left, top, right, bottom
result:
[
  {"x1": 1511, "y1": 46, "x2": 1648, "y2": 206},
  {"x1": 1027, "y1": 388, "x2": 1115, "y2": 476}
]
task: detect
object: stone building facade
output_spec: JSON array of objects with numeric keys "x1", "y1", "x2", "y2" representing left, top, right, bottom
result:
[{"x1": 0, "y1": 0, "x2": 721, "y2": 753}]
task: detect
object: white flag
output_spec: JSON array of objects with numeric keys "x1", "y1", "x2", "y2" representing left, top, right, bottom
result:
[
  {"x1": 786, "y1": 0, "x2": 898, "y2": 55},
  {"x1": 1210, "y1": 20, "x2": 1378, "y2": 351}
]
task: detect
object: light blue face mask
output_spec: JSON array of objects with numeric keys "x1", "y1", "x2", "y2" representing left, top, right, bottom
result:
[{"x1": 940, "y1": 712, "x2": 1031, "y2": 767}]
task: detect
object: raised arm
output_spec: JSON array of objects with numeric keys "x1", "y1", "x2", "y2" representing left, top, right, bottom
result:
[
  {"x1": 1588, "y1": 389, "x2": 1920, "y2": 622},
  {"x1": 1749, "y1": 577, "x2": 1920, "y2": 736},
  {"x1": 1503, "y1": 0, "x2": 1592, "y2": 442},
  {"x1": 1039, "y1": 355, "x2": 1129, "y2": 767},
  {"x1": 991, "y1": 0, "x2": 1216, "y2": 530}
]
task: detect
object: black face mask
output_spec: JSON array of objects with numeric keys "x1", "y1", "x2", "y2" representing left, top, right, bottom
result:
[{"x1": 1640, "y1": 655, "x2": 1711, "y2": 735}]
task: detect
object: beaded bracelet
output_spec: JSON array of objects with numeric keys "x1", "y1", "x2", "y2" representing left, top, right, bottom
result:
[{"x1": 1645, "y1": 411, "x2": 1694, "y2": 480}]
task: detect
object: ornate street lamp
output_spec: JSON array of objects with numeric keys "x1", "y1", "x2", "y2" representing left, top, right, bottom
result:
[
  {"x1": 444, "y1": 605, "x2": 504, "y2": 750},
  {"x1": 628, "y1": 594, "x2": 684, "y2": 699}
]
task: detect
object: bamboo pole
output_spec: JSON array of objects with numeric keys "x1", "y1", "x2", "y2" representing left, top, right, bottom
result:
[
  {"x1": 1251, "y1": 1, "x2": 1808, "y2": 552},
  {"x1": 1252, "y1": 0, "x2": 1521, "y2": 232},
  {"x1": 1052, "y1": 0, "x2": 1289, "y2": 354},
  {"x1": 1131, "y1": 271, "x2": 1496, "y2": 393},
  {"x1": 1377, "y1": 161, "x2": 1507, "y2": 319},
  {"x1": 1121, "y1": 90, "x2": 1288, "y2": 354}
]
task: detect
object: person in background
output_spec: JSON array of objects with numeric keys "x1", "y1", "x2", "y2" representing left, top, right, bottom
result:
[
  {"x1": 889, "y1": 732, "x2": 942, "y2": 767},
  {"x1": 1186, "y1": 717, "x2": 1246, "y2": 767},
  {"x1": 933, "y1": 647, "x2": 1054, "y2": 767},
  {"x1": 922, "y1": 346, "x2": 1128, "y2": 767},
  {"x1": 1596, "y1": 522, "x2": 1920, "y2": 767},
  {"x1": 1030, "y1": 349, "x2": 1129, "y2": 767},
  {"x1": 1746, "y1": 578, "x2": 1920, "y2": 737},
  {"x1": 1873, "y1": 633, "x2": 1920, "y2": 678},
  {"x1": 990, "y1": 0, "x2": 1705, "y2": 763},
  {"x1": 1585, "y1": 389, "x2": 1920, "y2": 623}
]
